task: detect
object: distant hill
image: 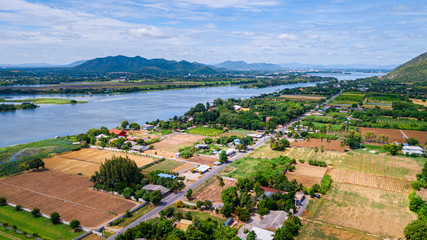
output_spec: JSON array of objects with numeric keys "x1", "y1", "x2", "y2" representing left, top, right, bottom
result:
[
  {"x1": 279, "y1": 63, "x2": 396, "y2": 70},
  {"x1": 73, "y1": 55, "x2": 218, "y2": 74},
  {"x1": 385, "y1": 52, "x2": 427, "y2": 85},
  {"x1": 215, "y1": 61, "x2": 282, "y2": 71}
]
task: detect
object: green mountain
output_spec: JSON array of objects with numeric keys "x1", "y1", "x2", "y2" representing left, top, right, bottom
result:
[
  {"x1": 73, "y1": 55, "x2": 218, "y2": 74},
  {"x1": 385, "y1": 52, "x2": 427, "y2": 85}
]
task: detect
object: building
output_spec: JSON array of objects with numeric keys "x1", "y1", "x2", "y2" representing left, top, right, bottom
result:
[
  {"x1": 234, "y1": 139, "x2": 243, "y2": 145},
  {"x1": 251, "y1": 227, "x2": 274, "y2": 240},
  {"x1": 142, "y1": 124, "x2": 153, "y2": 130},
  {"x1": 141, "y1": 184, "x2": 171, "y2": 196},
  {"x1": 109, "y1": 129, "x2": 127, "y2": 137},
  {"x1": 233, "y1": 105, "x2": 241, "y2": 111},
  {"x1": 260, "y1": 186, "x2": 288, "y2": 198},
  {"x1": 95, "y1": 134, "x2": 108, "y2": 139},
  {"x1": 194, "y1": 165, "x2": 211, "y2": 173},
  {"x1": 157, "y1": 173, "x2": 177, "y2": 180},
  {"x1": 223, "y1": 217, "x2": 234, "y2": 226},
  {"x1": 195, "y1": 144, "x2": 209, "y2": 149},
  {"x1": 226, "y1": 149, "x2": 236, "y2": 156},
  {"x1": 131, "y1": 145, "x2": 150, "y2": 152},
  {"x1": 294, "y1": 192, "x2": 305, "y2": 207},
  {"x1": 402, "y1": 146, "x2": 425, "y2": 155}
]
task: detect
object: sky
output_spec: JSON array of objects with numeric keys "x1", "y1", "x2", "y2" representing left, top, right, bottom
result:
[{"x1": 0, "y1": 0, "x2": 426, "y2": 65}]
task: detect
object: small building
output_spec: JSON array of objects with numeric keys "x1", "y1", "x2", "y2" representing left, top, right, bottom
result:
[
  {"x1": 223, "y1": 217, "x2": 234, "y2": 227},
  {"x1": 195, "y1": 144, "x2": 209, "y2": 149},
  {"x1": 109, "y1": 129, "x2": 127, "y2": 137},
  {"x1": 142, "y1": 124, "x2": 153, "y2": 130},
  {"x1": 260, "y1": 186, "x2": 288, "y2": 198},
  {"x1": 142, "y1": 184, "x2": 171, "y2": 196},
  {"x1": 131, "y1": 145, "x2": 150, "y2": 152},
  {"x1": 234, "y1": 139, "x2": 243, "y2": 145},
  {"x1": 233, "y1": 105, "x2": 241, "y2": 111},
  {"x1": 294, "y1": 192, "x2": 305, "y2": 207},
  {"x1": 402, "y1": 146, "x2": 425, "y2": 155},
  {"x1": 157, "y1": 173, "x2": 177, "y2": 180},
  {"x1": 124, "y1": 140, "x2": 137, "y2": 146},
  {"x1": 251, "y1": 227, "x2": 274, "y2": 240},
  {"x1": 194, "y1": 165, "x2": 211, "y2": 173},
  {"x1": 266, "y1": 117, "x2": 272, "y2": 122},
  {"x1": 226, "y1": 149, "x2": 236, "y2": 156},
  {"x1": 95, "y1": 134, "x2": 108, "y2": 139}
]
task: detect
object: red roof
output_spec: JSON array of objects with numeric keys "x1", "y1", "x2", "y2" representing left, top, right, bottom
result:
[
  {"x1": 261, "y1": 186, "x2": 287, "y2": 194},
  {"x1": 109, "y1": 129, "x2": 127, "y2": 136}
]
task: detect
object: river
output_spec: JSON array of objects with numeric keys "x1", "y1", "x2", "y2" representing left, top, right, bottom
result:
[{"x1": 0, "y1": 82, "x2": 321, "y2": 147}]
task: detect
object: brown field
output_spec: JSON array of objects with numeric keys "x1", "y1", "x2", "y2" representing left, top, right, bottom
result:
[
  {"x1": 171, "y1": 162, "x2": 196, "y2": 173},
  {"x1": 188, "y1": 155, "x2": 219, "y2": 165},
  {"x1": 127, "y1": 130, "x2": 161, "y2": 138},
  {"x1": 217, "y1": 130, "x2": 256, "y2": 138},
  {"x1": 44, "y1": 148, "x2": 155, "y2": 176},
  {"x1": 326, "y1": 168, "x2": 411, "y2": 194},
  {"x1": 363, "y1": 104, "x2": 393, "y2": 110},
  {"x1": 411, "y1": 98, "x2": 427, "y2": 107},
  {"x1": 298, "y1": 221, "x2": 379, "y2": 240},
  {"x1": 190, "y1": 177, "x2": 236, "y2": 204},
  {"x1": 285, "y1": 164, "x2": 327, "y2": 187},
  {"x1": 145, "y1": 149, "x2": 176, "y2": 159},
  {"x1": 315, "y1": 183, "x2": 417, "y2": 239},
  {"x1": 290, "y1": 138, "x2": 348, "y2": 152},
  {"x1": 359, "y1": 127, "x2": 427, "y2": 146},
  {"x1": 0, "y1": 170, "x2": 137, "y2": 228},
  {"x1": 151, "y1": 133, "x2": 204, "y2": 152}
]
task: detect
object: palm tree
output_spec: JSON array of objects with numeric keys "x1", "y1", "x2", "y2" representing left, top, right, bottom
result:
[
  {"x1": 320, "y1": 146, "x2": 325, "y2": 160},
  {"x1": 313, "y1": 146, "x2": 319, "y2": 160}
]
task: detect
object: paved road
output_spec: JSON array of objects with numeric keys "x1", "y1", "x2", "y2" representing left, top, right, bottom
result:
[{"x1": 107, "y1": 91, "x2": 342, "y2": 239}]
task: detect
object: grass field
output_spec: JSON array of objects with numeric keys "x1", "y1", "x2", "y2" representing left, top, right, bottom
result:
[
  {"x1": 297, "y1": 221, "x2": 379, "y2": 240},
  {"x1": 0, "y1": 204, "x2": 81, "y2": 239},
  {"x1": 331, "y1": 93, "x2": 365, "y2": 105},
  {"x1": 312, "y1": 183, "x2": 417, "y2": 238},
  {"x1": 111, "y1": 204, "x2": 155, "y2": 229},
  {"x1": 142, "y1": 159, "x2": 185, "y2": 174},
  {"x1": 0, "y1": 98, "x2": 87, "y2": 104},
  {"x1": 186, "y1": 127, "x2": 225, "y2": 136},
  {"x1": 249, "y1": 145, "x2": 423, "y2": 180},
  {"x1": 226, "y1": 156, "x2": 292, "y2": 179},
  {"x1": 285, "y1": 164, "x2": 327, "y2": 187},
  {"x1": 190, "y1": 177, "x2": 236, "y2": 205},
  {"x1": 376, "y1": 117, "x2": 427, "y2": 131}
]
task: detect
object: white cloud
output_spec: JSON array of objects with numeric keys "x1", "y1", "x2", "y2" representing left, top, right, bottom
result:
[
  {"x1": 178, "y1": 0, "x2": 278, "y2": 9},
  {"x1": 278, "y1": 33, "x2": 298, "y2": 41},
  {"x1": 127, "y1": 27, "x2": 170, "y2": 39}
]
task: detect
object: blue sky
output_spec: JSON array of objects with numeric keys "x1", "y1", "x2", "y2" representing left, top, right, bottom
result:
[{"x1": 0, "y1": 0, "x2": 426, "y2": 65}]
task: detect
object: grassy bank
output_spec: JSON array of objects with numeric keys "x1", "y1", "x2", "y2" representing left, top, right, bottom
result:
[
  {"x1": 0, "y1": 98, "x2": 87, "y2": 105},
  {"x1": 0, "y1": 205, "x2": 81, "y2": 239}
]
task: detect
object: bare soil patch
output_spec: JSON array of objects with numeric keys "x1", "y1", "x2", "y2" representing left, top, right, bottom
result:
[
  {"x1": 411, "y1": 98, "x2": 427, "y2": 107},
  {"x1": 285, "y1": 164, "x2": 327, "y2": 187},
  {"x1": 0, "y1": 170, "x2": 136, "y2": 228},
  {"x1": 190, "y1": 177, "x2": 236, "y2": 205},
  {"x1": 151, "y1": 133, "x2": 204, "y2": 152},
  {"x1": 171, "y1": 163, "x2": 196, "y2": 173},
  {"x1": 290, "y1": 138, "x2": 348, "y2": 152},
  {"x1": 417, "y1": 188, "x2": 427, "y2": 201},
  {"x1": 315, "y1": 183, "x2": 417, "y2": 239},
  {"x1": 188, "y1": 155, "x2": 219, "y2": 165},
  {"x1": 298, "y1": 220, "x2": 380, "y2": 240},
  {"x1": 44, "y1": 148, "x2": 154, "y2": 176},
  {"x1": 326, "y1": 168, "x2": 411, "y2": 194}
]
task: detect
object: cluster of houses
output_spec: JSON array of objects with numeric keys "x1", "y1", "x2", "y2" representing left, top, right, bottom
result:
[{"x1": 94, "y1": 127, "x2": 154, "y2": 152}]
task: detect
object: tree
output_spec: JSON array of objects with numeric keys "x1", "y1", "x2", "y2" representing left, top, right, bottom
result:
[
  {"x1": 270, "y1": 139, "x2": 290, "y2": 151},
  {"x1": 217, "y1": 176, "x2": 225, "y2": 187},
  {"x1": 204, "y1": 138, "x2": 213, "y2": 144},
  {"x1": 221, "y1": 187, "x2": 239, "y2": 206},
  {"x1": 31, "y1": 208, "x2": 41, "y2": 218},
  {"x1": 220, "y1": 203, "x2": 234, "y2": 217},
  {"x1": 0, "y1": 197, "x2": 6, "y2": 206},
  {"x1": 404, "y1": 220, "x2": 427, "y2": 240},
  {"x1": 129, "y1": 122, "x2": 140, "y2": 130},
  {"x1": 274, "y1": 226, "x2": 293, "y2": 240},
  {"x1": 121, "y1": 120, "x2": 129, "y2": 129},
  {"x1": 237, "y1": 178, "x2": 253, "y2": 192},
  {"x1": 70, "y1": 220, "x2": 80, "y2": 231},
  {"x1": 247, "y1": 230, "x2": 257, "y2": 240},
  {"x1": 176, "y1": 200, "x2": 185, "y2": 208},
  {"x1": 186, "y1": 189, "x2": 193, "y2": 200},
  {"x1": 122, "y1": 187, "x2": 134, "y2": 199},
  {"x1": 196, "y1": 201, "x2": 203, "y2": 209},
  {"x1": 342, "y1": 130, "x2": 362, "y2": 149},
  {"x1": 219, "y1": 150, "x2": 228, "y2": 163},
  {"x1": 406, "y1": 138, "x2": 419, "y2": 146},
  {"x1": 50, "y1": 212, "x2": 61, "y2": 224},
  {"x1": 28, "y1": 158, "x2": 45, "y2": 170},
  {"x1": 313, "y1": 146, "x2": 319, "y2": 160},
  {"x1": 236, "y1": 144, "x2": 245, "y2": 152},
  {"x1": 149, "y1": 190, "x2": 163, "y2": 204},
  {"x1": 203, "y1": 200, "x2": 212, "y2": 210},
  {"x1": 320, "y1": 146, "x2": 325, "y2": 160}
]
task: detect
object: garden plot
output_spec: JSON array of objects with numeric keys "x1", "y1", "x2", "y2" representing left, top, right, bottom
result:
[
  {"x1": 0, "y1": 170, "x2": 137, "y2": 228},
  {"x1": 298, "y1": 221, "x2": 379, "y2": 240},
  {"x1": 326, "y1": 168, "x2": 411, "y2": 193},
  {"x1": 359, "y1": 127, "x2": 427, "y2": 146},
  {"x1": 285, "y1": 164, "x2": 327, "y2": 187},
  {"x1": 44, "y1": 148, "x2": 155, "y2": 176},
  {"x1": 290, "y1": 138, "x2": 348, "y2": 152},
  {"x1": 188, "y1": 155, "x2": 219, "y2": 165},
  {"x1": 314, "y1": 183, "x2": 417, "y2": 239},
  {"x1": 190, "y1": 177, "x2": 236, "y2": 205},
  {"x1": 151, "y1": 133, "x2": 204, "y2": 152}
]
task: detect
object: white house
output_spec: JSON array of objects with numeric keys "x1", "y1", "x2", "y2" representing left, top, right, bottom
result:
[
  {"x1": 251, "y1": 227, "x2": 274, "y2": 240},
  {"x1": 95, "y1": 134, "x2": 108, "y2": 139},
  {"x1": 226, "y1": 149, "x2": 236, "y2": 156},
  {"x1": 194, "y1": 165, "x2": 211, "y2": 173},
  {"x1": 402, "y1": 146, "x2": 425, "y2": 155}
]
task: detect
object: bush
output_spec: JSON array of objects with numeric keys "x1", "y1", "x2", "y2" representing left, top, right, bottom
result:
[
  {"x1": 320, "y1": 175, "x2": 333, "y2": 194},
  {"x1": 176, "y1": 200, "x2": 184, "y2": 208},
  {"x1": 308, "y1": 159, "x2": 327, "y2": 167},
  {"x1": 257, "y1": 208, "x2": 270, "y2": 216},
  {"x1": 50, "y1": 212, "x2": 61, "y2": 224},
  {"x1": 31, "y1": 208, "x2": 41, "y2": 218},
  {"x1": 196, "y1": 201, "x2": 203, "y2": 209},
  {"x1": 70, "y1": 219, "x2": 80, "y2": 230},
  {"x1": 288, "y1": 166, "x2": 296, "y2": 172},
  {"x1": 185, "y1": 211, "x2": 192, "y2": 220},
  {"x1": 15, "y1": 205, "x2": 22, "y2": 211},
  {"x1": 149, "y1": 191, "x2": 163, "y2": 204},
  {"x1": 0, "y1": 197, "x2": 6, "y2": 206},
  {"x1": 122, "y1": 187, "x2": 134, "y2": 199},
  {"x1": 411, "y1": 181, "x2": 420, "y2": 190}
]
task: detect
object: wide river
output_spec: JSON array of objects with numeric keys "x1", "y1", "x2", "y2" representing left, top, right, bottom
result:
[{"x1": 0, "y1": 72, "x2": 384, "y2": 147}]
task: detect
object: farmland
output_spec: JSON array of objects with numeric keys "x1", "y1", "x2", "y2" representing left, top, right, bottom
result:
[
  {"x1": 376, "y1": 117, "x2": 427, "y2": 131},
  {"x1": 151, "y1": 133, "x2": 204, "y2": 153},
  {"x1": 249, "y1": 145, "x2": 423, "y2": 180},
  {"x1": 227, "y1": 155, "x2": 292, "y2": 179},
  {"x1": 186, "y1": 127, "x2": 225, "y2": 136},
  {"x1": 290, "y1": 139, "x2": 348, "y2": 152},
  {"x1": 297, "y1": 221, "x2": 379, "y2": 240},
  {"x1": 44, "y1": 148, "x2": 155, "y2": 176},
  {"x1": 142, "y1": 159, "x2": 185, "y2": 174},
  {"x1": 0, "y1": 204, "x2": 81, "y2": 239},
  {"x1": 188, "y1": 155, "x2": 219, "y2": 165},
  {"x1": 326, "y1": 168, "x2": 411, "y2": 193},
  {"x1": 190, "y1": 177, "x2": 237, "y2": 204},
  {"x1": 330, "y1": 92, "x2": 365, "y2": 105},
  {"x1": 312, "y1": 183, "x2": 417, "y2": 239},
  {"x1": 285, "y1": 164, "x2": 327, "y2": 187},
  {"x1": 411, "y1": 98, "x2": 427, "y2": 107},
  {"x1": 359, "y1": 127, "x2": 427, "y2": 146},
  {"x1": 0, "y1": 170, "x2": 137, "y2": 228}
]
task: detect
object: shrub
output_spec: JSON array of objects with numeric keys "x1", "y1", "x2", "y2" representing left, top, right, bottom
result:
[
  {"x1": 31, "y1": 208, "x2": 41, "y2": 218},
  {"x1": 320, "y1": 175, "x2": 333, "y2": 194},
  {"x1": 0, "y1": 197, "x2": 6, "y2": 206},
  {"x1": 176, "y1": 200, "x2": 184, "y2": 208},
  {"x1": 50, "y1": 212, "x2": 61, "y2": 224},
  {"x1": 70, "y1": 220, "x2": 80, "y2": 231},
  {"x1": 411, "y1": 181, "x2": 420, "y2": 190},
  {"x1": 15, "y1": 205, "x2": 22, "y2": 211},
  {"x1": 122, "y1": 187, "x2": 134, "y2": 199},
  {"x1": 196, "y1": 201, "x2": 203, "y2": 209},
  {"x1": 257, "y1": 208, "x2": 270, "y2": 216},
  {"x1": 288, "y1": 166, "x2": 296, "y2": 172}
]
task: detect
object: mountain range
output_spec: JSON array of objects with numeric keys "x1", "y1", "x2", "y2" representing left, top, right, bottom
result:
[
  {"x1": 215, "y1": 61, "x2": 282, "y2": 71},
  {"x1": 385, "y1": 52, "x2": 427, "y2": 84}
]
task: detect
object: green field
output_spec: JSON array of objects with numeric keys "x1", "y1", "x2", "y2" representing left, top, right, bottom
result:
[
  {"x1": 142, "y1": 159, "x2": 184, "y2": 173},
  {"x1": 331, "y1": 93, "x2": 365, "y2": 105},
  {"x1": 0, "y1": 205, "x2": 81, "y2": 239},
  {"x1": 113, "y1": 204, "x2": 155, "y2": 228},
  {"x1": 226, "y1": 155, "x2": 292, "y2": 179},
  {"x1": 376, "y1": 117, "x2": 427, "y2": 130},
  {"x1": 0, "y1": 98, "x2": 87, "y2": 105},
  {"x1": 186, "y1": 127, "x2": 225, "y2": 136}
]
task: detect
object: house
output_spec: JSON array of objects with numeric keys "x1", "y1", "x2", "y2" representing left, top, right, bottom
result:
[
  {"x1": 234, "y1": 139, "x2": 243, "y2": 145},
  {"x1": 266, "y1": 117, "x2": 272, "y2": 122},
  {"x1": 95, "y1": 134, "x2": 108, "y2": 139},
  {"x1": 109, "y1": 129, "x2": 127, "y2": 137},
  {"x1": 260, "y1": 186, "x2": 288, "y2": 198},
  {"x1": 402, "y1": 146, "x2": 425, "y2": 155},
  {"x1": 251, "y1": 227, "x2": 274, "y2": 240},
  {"x1": 226, "y1": 149, "x2": 236, "y2": 156},
  {"x1": 195, "y1": 144, "x2": 209, "y2": 149},
  {"x1": 223, "y1": 217, "x2": 234, "y2": 227},
  {"x1": 157, "y1": 173, "x2": 177, "y2": 180},
  {"x1": 142, "y1": 124, "x2": 153, "y2": 130},
  {"x1": 194, "y1": 165, "x2": 211, "y2": 173},
  {"x1": 234, "y1": 105, "x2": 242, "y2": 111},
  {"x1": 141, "y1": 184, "x2": 171, "y2": 196},
  {"x1": 294, "y1": 192, "x2": 305, "y2": 207},
  {"x1": 131, "y1": 145, "x2": 150, "y2": 152}
]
